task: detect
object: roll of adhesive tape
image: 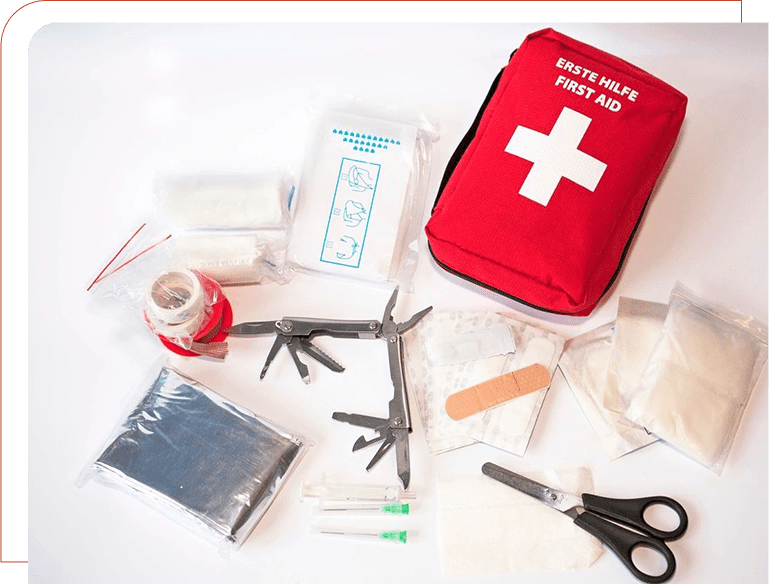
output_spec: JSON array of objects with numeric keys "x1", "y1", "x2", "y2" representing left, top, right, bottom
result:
[{"x1": 145, "y1": 269, "x2": 206, "y2": 337}]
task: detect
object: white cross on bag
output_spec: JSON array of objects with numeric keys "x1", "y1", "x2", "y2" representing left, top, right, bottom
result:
[{"x1": 504, "y1": 107, "x2": 607, "y2": 206}]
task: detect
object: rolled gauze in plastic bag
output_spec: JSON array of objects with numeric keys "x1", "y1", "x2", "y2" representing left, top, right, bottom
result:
[
  {"x1": 157, "y1": 173, "x2": 293, "y2": 231},
  {"x1": 625, "y1": 283, "x2": 768, "y2": 473}
]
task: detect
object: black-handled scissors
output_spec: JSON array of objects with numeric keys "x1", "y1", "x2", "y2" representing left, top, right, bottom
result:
[{"x1": 482, "y1": 462, "x2": 688, "y2": 583}]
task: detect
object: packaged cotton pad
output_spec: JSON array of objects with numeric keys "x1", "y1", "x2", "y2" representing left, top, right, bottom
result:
[
  {"x1": 559, "y1": 322, "x2": 657, "y2": 460},
  {"x1": 604, "y1": 298, "x2": 668, "y2": 414},
  {"x1": 625, "y1": 283, "x2": 767, "y2": 473}
]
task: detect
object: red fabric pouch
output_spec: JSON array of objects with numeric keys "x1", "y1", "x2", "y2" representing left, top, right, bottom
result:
[{"x1": 425, "y1": 29, "x2": 687, "y2": 316}]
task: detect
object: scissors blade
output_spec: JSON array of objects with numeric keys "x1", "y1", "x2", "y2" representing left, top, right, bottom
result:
[
  {"x1": 226, "y1": 321, "x2": 278, "y2": 336},
  {"x1": 352, "y1": 433, "x2": 386, "y2": 451},
  {"x1": 481, "y1": 462, "x2": 583, "y2": 514},
  {"x1": 365, "y1": 430, "x2": 395, "y2": 471}
]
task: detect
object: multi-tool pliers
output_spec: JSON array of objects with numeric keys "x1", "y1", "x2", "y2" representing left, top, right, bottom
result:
[{"x1": 226, "y1": 288, "x2": 431, "y2": 489}]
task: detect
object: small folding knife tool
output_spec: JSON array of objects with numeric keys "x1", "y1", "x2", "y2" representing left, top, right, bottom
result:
[{"x1": 226, "y1": 287, "x2": 431, "y2": 490}]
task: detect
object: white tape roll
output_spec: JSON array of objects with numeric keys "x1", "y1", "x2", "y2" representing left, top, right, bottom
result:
[{"x1": 145, "y1": 269, "x2": 206, "y2": 337}]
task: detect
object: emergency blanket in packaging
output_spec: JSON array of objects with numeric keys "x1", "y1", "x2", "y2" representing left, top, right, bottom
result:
[
  {"x1": 79, "y1": 366, "x2": 309, "y2": 551},
  {"x1": 425, "y1": 28, "x2": 687, "y2": 315},
  {"x1": 404, "y1": 311, "x2": 564, "y2": 455},
  {"x1": 288, "y1": 109, "x2": 436, "y2": 286},
  {"x1": 625, "y1": 284, "x2": 767, "y2": 473}
]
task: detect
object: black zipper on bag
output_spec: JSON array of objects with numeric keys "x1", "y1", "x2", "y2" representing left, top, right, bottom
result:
[{"x1": 427, "y1": 53, "x2": 653, "y2": 317}]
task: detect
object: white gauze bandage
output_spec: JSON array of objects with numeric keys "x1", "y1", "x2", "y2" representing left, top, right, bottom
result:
[{"x1": 438, "y1": 468, "x2": 603, "y2": 577}]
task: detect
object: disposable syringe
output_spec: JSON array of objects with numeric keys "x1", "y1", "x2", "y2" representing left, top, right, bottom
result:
[{"x1": 301, "y1": 475, "x2": 416, "y2": 503}]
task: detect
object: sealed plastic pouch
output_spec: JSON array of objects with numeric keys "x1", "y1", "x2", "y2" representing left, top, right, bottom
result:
[
  {"x1": 624, "y1": 283, "x2": 767, "y2": 473},
  {"x1": 559, "y1": 322, "x2": 657, "y2": 460},
  {"x1": 156, "y1": 173, "x2": 294, "y2": 232},
  {"x1": 78, "y1": 364, "x2": 310, "y2": 553},
  {"x1": 287, "y1": 106, "x2": 438, "y2": 287},
  {"x1": 604, "y1": 297, "x2": 668, "y2": 414}
]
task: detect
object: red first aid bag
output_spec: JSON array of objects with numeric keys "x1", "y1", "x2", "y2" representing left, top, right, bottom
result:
[{"x1": 425, "y1": 29, "x2": 687, "y2": 316}]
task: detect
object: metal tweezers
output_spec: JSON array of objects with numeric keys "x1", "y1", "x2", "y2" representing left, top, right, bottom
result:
[{"x1": 226, "y1": 288, "x2": 431, "y2": 489}]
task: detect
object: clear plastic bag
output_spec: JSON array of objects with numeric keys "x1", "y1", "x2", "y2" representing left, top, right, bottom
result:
[
  {"x1": 404, "y1": 311, "x2": 564, "y2": 456},
  {"x1": 156, "y1": 172, "x2": 294, "y2": 232},
  {"x1": 287, "y1": 105, "x2": 439, "y2": 288},
  {"x1": 624, "y1": 283, "x2": 768, "y2": 473},
  {"x1": 604, "y1": 298, "x2": 668, "y2": 414},
  {"x1": 559, "y1": 322, "x2": 657, "y2": 460},
  {"x1": 77, "y1": 364, "x2": 311, "y2": 554},
  {"x1": 87, "y1": 224, "x2": 235, "y2": 358}
]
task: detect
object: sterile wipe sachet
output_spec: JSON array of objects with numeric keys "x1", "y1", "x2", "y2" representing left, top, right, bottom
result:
[
  {"x1": 624, "y1": 283, "x2": 768, "y2": 473},
  {"x1": 605, "y1": 297, "x2": 668, "y2": 414},
  {"x1": 288, "y1": 110, "x2": 419, "y2": 284},
  {"x1": 559, "y1": 322, "x2": 657, "y2": 460},
  {"x1": 438, "y1": 468, "x2": 603, "y2": 577}
]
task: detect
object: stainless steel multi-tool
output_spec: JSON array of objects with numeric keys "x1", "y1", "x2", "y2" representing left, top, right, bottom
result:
[{"x1": 227, "y1": 288, "x2": 431, "y2": 489}]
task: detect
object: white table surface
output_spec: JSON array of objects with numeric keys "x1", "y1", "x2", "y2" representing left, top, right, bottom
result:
[{"x1": 28, "y1": 23, "x2": 767, "y2": 584}]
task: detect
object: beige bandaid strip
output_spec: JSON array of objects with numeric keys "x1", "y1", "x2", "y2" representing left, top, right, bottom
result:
[{"x1": 445, "y1": 364, "x2": 551, "y2": 421}]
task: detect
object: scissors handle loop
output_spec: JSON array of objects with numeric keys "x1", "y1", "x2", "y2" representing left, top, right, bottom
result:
[
  {"x1": 582, "y1": 494, "x2": 688, "y2": 541},
  {"x1": 575, "y1": 511, "x2": 677, "y2": 584}
]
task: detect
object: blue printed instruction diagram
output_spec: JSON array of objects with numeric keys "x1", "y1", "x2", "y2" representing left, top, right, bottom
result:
[{"x1": 321, "y1": 158, "x2": 381, "y2": 268}]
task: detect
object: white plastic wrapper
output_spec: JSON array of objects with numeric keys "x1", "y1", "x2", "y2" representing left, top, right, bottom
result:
[
  {"x1": 438, "y1": 468, "x2": 603, "y2": 577},
  {"x1": 287, "y1": 107, "x2": 438, "y2": 287},
  {"x1": 78, "y1": 364, "x2": 311, "y2": 553},
  {"x1": 170, "y1": 231, "x2": 293, "y2": 286},
  {"x1": 559, "y1": 322, "x2": 658, "y2": 460},
  {"x1": 604, "y1": 298, "x2": 668, "y2": 414},
  {"x1": 404, "y1": 311, "x2": 564, "y2": 456},
  {"x1": 156, "y1": 173, "x2": 294, "y2": 232},
  {"x1": 154, "y1": 172, "x2": 296, "y2": 285},
  {"x1": 625, "y1": 283, "x2": 768, "y2": 473}
]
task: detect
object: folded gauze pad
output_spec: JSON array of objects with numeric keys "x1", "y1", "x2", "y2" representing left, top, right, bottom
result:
[
  {"x1": 438, "y1": 468, "x2": 603, "y2": 577},
  {"x1": 625, "y1": 283, "x2": 767, "y2": 473}
]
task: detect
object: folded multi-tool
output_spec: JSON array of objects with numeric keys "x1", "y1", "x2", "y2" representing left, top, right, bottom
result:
[{"x1": 226, "y1": 288, "x2": 431, "y2": 490}]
